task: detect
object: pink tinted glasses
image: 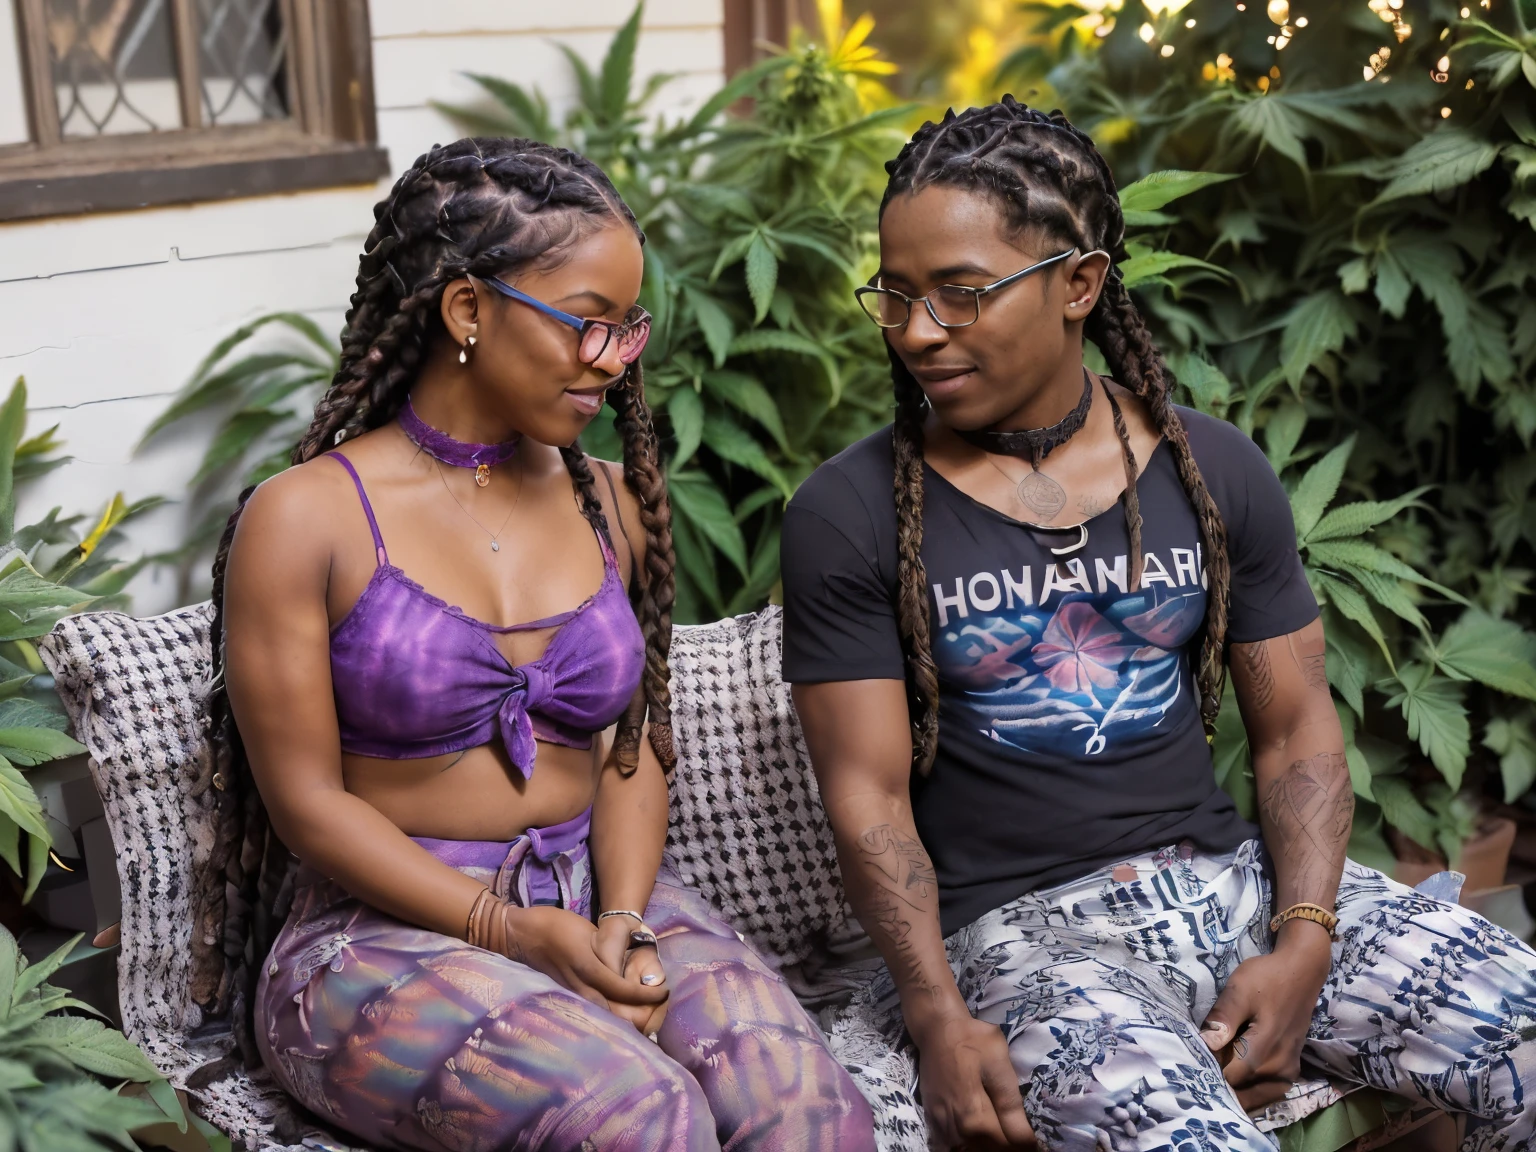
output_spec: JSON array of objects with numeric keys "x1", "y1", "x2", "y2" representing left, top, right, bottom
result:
[{"x1": 483, "y1": 276, "x2": 651, "y2": 365}]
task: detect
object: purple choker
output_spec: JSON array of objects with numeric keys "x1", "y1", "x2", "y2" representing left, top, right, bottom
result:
[{"x1": 398, "y1": 398, "x2": 520, "y2": 487}]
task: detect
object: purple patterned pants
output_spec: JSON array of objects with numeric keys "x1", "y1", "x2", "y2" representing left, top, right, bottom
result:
[{"x1": 255, "y1": 809, "x2": 875, "y2": 1151}]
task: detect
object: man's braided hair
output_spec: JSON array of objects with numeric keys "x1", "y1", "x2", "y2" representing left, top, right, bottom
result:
[
  {"x1": 882, "y1": 96, "x2": 1230, "y2": 775},
  {"x1": 197, "y1": 137, "x2": 677, "y2": 1065}
]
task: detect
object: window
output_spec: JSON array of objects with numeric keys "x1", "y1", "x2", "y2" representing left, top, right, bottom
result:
[{"x1": 1, "y1": 0, "x2": 387, "y2": 221}]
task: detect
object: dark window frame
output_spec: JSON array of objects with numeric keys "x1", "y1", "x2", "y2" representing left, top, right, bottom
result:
[
  {"x1": 723, "y1": 0, "x2": 815, "y2": 77},
  {"x1": 1, "y1": 0, "x2": 388, "y2": 222}
]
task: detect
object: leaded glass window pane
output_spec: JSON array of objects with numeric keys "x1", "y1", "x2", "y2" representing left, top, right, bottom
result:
[
  {"x1": 195, "y1": 0, "x2": 289, "y2": 125},
  {"x1": 47, "y1": 0, "x2": 183, "y2": 137}
]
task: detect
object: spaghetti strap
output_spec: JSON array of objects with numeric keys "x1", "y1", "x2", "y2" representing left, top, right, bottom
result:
[
  {"x1": 325, "y1": 451, "x2": 388, "y2": 567},
  {"x1": 593, "y1": 461, "x2": 632, "y2": 576},
  {"x1": 596, "y1": 459, "x2": 621, "y2": 510}
]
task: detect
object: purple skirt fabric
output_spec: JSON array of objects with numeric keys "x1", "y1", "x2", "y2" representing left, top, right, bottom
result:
[{"x1": 255, "y1": 812, "x2": 875, "y2": 1151}]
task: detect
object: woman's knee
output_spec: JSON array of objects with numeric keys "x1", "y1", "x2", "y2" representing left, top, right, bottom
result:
[
  {"x1": 660, "y1": 966, "x2": 874, "y2": 1148},
  {"x1": 416, "y1": 989, "x2": 722, "y2": 1152}
]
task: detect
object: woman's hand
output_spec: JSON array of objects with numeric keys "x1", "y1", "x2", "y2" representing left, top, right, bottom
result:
[
  {"x1": 594, "y1": 915, "x2": 670, "y2": 1036},
  {"x1": 912, "y1": 1012, "x2": 1037, "y2": 1151},
  {"x1": 501, "y1": 905, "x2": 669, "y2": 1022},
  {"x1": 1200, "y1": 925, "x2": 1332, "y2": 1111}
]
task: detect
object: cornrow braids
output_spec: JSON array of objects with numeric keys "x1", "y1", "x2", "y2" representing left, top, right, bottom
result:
[
  {"x1": 880, "y1": 96, "x2": 1231, "y2": 773},
  {"x1": 199, "y1": 137, "x2": 677, "y2": 1063}
]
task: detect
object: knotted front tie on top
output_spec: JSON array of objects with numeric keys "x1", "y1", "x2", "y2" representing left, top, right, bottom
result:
[{"x1": 323, "y1": 452, "x2": 645, "y2": 777}]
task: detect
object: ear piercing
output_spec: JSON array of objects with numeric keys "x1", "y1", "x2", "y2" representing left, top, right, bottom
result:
[{"x1": 459, "y1": 334, "x2": 477, "y2": 364}]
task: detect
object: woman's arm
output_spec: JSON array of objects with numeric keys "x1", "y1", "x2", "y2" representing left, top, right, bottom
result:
[
  {"x1": 223, "y1": 468, "x2": 487, "y2": 938},
  {"x1": 795, "y1": 678, "x2": 1034, "y2": 1150},
  {"x1": 591, "y1": 734, "x2": 668, "y2": 918},
  {"x1": 585, "y1": 458, "x2": 669, "y2": 1029},
  {"x1": 586, "y1": 456, "x2": 667, "y2": 923}
]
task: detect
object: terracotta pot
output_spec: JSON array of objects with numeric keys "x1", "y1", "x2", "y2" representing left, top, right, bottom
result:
[
  {"x1": 1459, "y1": 816, "x2": 1517, "y2": 893},
  {"x1": 1389, "y1": 817, "x2": 1517, "y2": 899}
]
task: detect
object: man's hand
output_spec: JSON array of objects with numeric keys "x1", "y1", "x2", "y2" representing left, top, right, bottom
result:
[
  {"x1": 1199, "y1": 925, "x2": 1332, "y2": 1111},
  {"x1": 913, "y1": 1013, "x2": 1037, "y2": 1151}
]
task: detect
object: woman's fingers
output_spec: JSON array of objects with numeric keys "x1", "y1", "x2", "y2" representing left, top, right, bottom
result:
[
  {"x1": 577, "y1": 948, "x2": 669, "y2": 1006},
  {"x1": 564, "y1": 976, "x2": 612, "y2": 1014},
  {"x1": 622, "y1": 945, "x2": 667, "y2": 987}
]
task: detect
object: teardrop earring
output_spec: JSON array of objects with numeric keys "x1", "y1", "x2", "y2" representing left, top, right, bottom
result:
[{"x1": 459, "y1": 334, "x2": 477, "y2": 365}]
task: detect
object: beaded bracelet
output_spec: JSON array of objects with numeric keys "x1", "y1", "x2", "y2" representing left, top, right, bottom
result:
[{"x1": 1269, "y1": 901, "x2": 1339, "y2": 939}]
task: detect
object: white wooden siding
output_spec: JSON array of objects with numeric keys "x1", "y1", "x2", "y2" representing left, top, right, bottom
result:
[{"x1": 0, "y1": 0, "x2": 723, "y2": 613}]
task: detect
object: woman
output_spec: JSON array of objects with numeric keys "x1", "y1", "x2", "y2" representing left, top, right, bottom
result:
[
  {"x1": 782, "y1": 98, "x2": 1536, "y2": 1151},
  {"x1": 213, "y1": 137, "x2": 875, "y2": 1151}
]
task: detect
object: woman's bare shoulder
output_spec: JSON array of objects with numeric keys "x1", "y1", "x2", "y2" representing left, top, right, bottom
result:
[{"x1": 231, "y1": 453, "x2": 358, "y2": 577}]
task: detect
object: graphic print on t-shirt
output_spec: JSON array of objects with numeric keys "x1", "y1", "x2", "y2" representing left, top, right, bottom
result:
[{"x1": 931, "y1": 549, "x2": 1206, "y2": 758}]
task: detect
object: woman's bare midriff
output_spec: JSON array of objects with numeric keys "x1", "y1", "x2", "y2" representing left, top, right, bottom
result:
[{"x1": 341, "y1": 739, "x2": 600, "y2": 842}]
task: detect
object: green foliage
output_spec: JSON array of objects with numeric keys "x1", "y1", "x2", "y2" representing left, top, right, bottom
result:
[
  {"x1": 990, "y1": 0, "x2": 1536, "y2": 856},
  {"x1": 0, "y1": 924, "x2": 184, "y2": 1150},
  {"x1": 0, "y1": 379, "x2": 154, "y2": 899},
  {"x1": 137, "y1": 313, "x2": 338, "y2": 591}
]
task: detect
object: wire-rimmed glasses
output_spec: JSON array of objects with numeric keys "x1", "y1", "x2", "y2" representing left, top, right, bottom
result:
[
  {"x1": 479, "y1": 276, "x2": 652, "y2": 364},
  {"x1": 854, "y1": 249, "x2": 1075, "y2": 329}
]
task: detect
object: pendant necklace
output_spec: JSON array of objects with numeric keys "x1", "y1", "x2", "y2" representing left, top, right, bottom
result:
[
  {"x1": 433, "y1": 456, "x2": 522, "y2": 552},
  {"x1": 398, "y1": 397, "x2": 521, "y2": 489},
  {"x1": 957, "y1": 368, "x2": 1097, "y2": 561},
  {"x1": 398, "y1": 397, "x2": 523, "y2": 552}
]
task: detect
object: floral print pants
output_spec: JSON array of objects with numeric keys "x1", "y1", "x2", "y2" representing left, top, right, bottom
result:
[{"x1": 837, "y1": 840, "x2": 1536, "y2": 1152}]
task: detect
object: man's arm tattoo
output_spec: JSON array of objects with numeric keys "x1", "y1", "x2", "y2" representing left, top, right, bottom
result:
[
  {"x1": 1260, "y1": 752, "x2": 1353, "y2": 904},
  {"x1": 1290, "y1": 635, "x2": 1329, "y2": 695},
  {"x1": 858, "y1": 823, "x2": 936, "y2": 904},
  {"x1": 1234, "y1": 640, "x2": 1276, "y2": 711},
  {"x1": 856, "y1": 824, "x2": 939, "y2": 988}
]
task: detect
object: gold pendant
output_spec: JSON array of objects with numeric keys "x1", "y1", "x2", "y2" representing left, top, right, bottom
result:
[{"x1": 474, "y1": 463, "x2": 490, "y2": 487}]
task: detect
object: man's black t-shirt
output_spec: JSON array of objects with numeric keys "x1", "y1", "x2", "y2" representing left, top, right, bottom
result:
[{"x1": 780, "y1": 405, "x2": 1319, "y2": 935}]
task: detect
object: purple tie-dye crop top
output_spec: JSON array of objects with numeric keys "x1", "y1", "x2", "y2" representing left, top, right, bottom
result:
[{"x1": 324, "y1": 452, "x2": 645, "y2": 778}]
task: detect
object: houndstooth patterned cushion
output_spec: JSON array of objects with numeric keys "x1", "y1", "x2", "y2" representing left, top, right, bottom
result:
[{"x1": 662, "y1": 606, "x2": 855, "y2": 967}]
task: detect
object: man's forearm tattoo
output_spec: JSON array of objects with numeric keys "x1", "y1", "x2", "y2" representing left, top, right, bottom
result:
[
  {"x1": 1260, "y1": 752, "x2": 1353, "y2": 904},
  {"x1": 856, "y1": 824, "x2": 939, "y2": 988},
  {"x1": 859, "y1": 823, "x2": 937, "y2": 902}
]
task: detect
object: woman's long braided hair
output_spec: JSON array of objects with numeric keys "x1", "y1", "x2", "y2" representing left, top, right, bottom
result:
[
  {"x1": 884, "y1": 96, "x2": 1230, "y2": 775},
  {"x1": 196, "y1": 137, "x2": 677, "y2": 1065}
]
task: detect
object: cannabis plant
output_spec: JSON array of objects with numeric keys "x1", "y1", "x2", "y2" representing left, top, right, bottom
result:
[
  {"x1": 989, "y1": 0, "x2": 1536, "y2": 860},
  {"x1": 0, "y1": 922, "x2": 192, "y2": 1150},
  {"x1": 0, "y1": 380, "x2": 158, "y2": 898}
]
